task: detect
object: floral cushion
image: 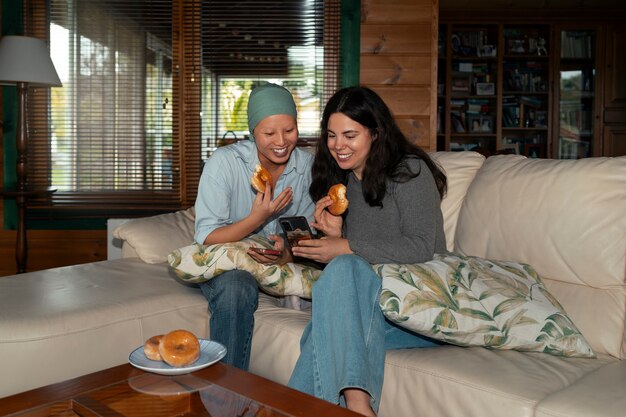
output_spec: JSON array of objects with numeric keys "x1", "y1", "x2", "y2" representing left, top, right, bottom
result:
[
  {"x1": 378, "y1": 253, "x2": 595, "y2": 358},
  {"x1": 167, "y1": 235, "x2": 322, "y2": 298}
]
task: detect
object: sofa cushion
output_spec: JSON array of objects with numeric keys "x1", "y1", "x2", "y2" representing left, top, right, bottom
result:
[
  {"x1": 378, "y1": 253, "x2": 595, "y2": 358},
  {"x1": 113, "y1": 207, "x2": 195, "y2": 264},
  {"x1": 454, "y1": 155, "x2": 626, "y2": 358},
  {"x1": 430, "y1": 151, "x2": 485, "y2": 251}
]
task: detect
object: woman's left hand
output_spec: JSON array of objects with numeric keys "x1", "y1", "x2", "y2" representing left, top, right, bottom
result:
[
  {"x1": 290, "y1": 237, "x2": 351, "y2": 264},
  {"x1": 246, "y1": 234, "x2": 293, "y2": 265}
]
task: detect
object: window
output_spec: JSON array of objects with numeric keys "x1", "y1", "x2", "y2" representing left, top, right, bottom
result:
[{"x1": 23, "y1": 0, "x2": 340, "y2": 218}]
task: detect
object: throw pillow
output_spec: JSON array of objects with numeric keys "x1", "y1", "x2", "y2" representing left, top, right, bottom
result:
[
  {"x1": 377, "y1": 253, "x2": 595, "y2": 358},
  {"x1": 168, "y1": 235, "x2": 322, "y2": 298},
  {"x1": 113, "y1": 207, "x2": 195, "y2": 264}
]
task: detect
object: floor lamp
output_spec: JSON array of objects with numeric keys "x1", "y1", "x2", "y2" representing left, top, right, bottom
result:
[{"x1": 0, "y1": 36, "x2": 62, "y2": 273}]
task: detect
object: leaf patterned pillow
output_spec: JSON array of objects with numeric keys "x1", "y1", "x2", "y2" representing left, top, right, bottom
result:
[
  {"x1": 167, "y1": 235, "x2": 322, "y2": 298},
  {"x1": 377, "y1": 253, "x2": 595, "y2": 358}
]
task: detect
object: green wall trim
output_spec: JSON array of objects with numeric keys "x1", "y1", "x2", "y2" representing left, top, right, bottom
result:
[{"x1": 340, "y1": 0, "x2": 360, "y2": 88}]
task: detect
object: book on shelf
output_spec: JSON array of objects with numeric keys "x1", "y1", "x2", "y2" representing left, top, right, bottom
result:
[
  {"x1": 520, "y1": 95, "x2": 544, "y2": 108},
  {"x1": 467, "y1": 98, "x2": 490, "y2": 113},
  {"x1": 450, "y1": 99, "x2": 466, "y2": 109},
  {"x1": 561, "y1": 31, "x2": 593, "y2": 59},
  {"x1": 503, "y1": 106, "x2": 520, "y2": 128},
  {"x1": 504, "y1": 64, "x2": 547, "y2": 92},
  {"x1": 451, "y1": 111, "x2": 466, "y2": 133},
  {"x1": 534, "y1": 111, "x2": 548, "y2": 128}
]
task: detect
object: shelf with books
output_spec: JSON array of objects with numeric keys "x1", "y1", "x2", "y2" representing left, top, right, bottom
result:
[
  {"x1": 451, "y1": 26, "x2": 498, "y2": 59},
  {"x1": 438, "y1": 18, "x2": 615, "y2": 159},
  {"x1": 502, "y1": 95, "x2": 548, "y2": 129},
  {"x1": 503, "y1": 26, "x2": 550, "y2": 58},
  {"x1": 503, "y1": 60, "x2": 549, "y2": 94},
  {"x1": 556, "y1": 29, "x2": 596, "y2": 159},
  {"x1": 438, "y1": 24, "x2": 500, "y2": 153}
]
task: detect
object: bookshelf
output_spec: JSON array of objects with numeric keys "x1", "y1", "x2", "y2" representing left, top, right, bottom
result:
[
  {"x1": 437, "y1": 22, "x2": 599, "y2": 158},
  {"x1": 556, "y1": 29, "x2": 597, "y2": 159},
  {"x1": 501, "y1": 25, "x2": 551, "y2": 157},
  {"x1": 438, "y1": 24, "x2": 499, "y2": 153}
]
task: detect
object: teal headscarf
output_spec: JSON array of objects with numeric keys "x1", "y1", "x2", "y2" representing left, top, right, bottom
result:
[{"x1": 247, "y1": 83, "x2": 297, "y2": 142}]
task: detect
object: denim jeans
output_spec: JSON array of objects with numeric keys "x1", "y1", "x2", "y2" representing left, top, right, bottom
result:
[
  {"x1": 288, "y1": 254, "x2": 441, "y2": 412},
  {"x1": 199, "y1": 269, "x2": 259, "y2": 370}
]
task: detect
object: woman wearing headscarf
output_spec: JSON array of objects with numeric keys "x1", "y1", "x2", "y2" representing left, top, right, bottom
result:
[{"x1": 194, "y1": 83, "x2": 315, "y2": 370}]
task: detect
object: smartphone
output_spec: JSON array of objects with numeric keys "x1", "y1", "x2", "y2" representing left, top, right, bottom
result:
[
  {"x1": 249, "y1": 247, "x2": 281, "y2": 256},
  {"x1": 279, "y1": 216, "x2": 315, "y2": 248}
]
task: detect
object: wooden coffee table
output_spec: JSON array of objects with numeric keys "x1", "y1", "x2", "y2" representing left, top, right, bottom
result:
[{"x1": 0, "y1": 363, "x2": 361, "y2": 416}]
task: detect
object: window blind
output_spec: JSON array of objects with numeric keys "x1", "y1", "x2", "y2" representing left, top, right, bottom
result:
[{"x1": 23, "y1": 0, "x2": 340, "y2": 218}]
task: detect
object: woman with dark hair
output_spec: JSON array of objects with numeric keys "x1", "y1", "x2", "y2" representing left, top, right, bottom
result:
[{"x1": 287, "y1": 86, "x2": 447, "y2": 416}]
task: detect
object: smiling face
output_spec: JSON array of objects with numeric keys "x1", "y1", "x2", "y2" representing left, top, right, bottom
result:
[
  {"x1": 327, "y1": 112, "x2": 374, "y2": 179},
  {"x1": 254, "y1": 114, "x2": 299, "y2": 168}
]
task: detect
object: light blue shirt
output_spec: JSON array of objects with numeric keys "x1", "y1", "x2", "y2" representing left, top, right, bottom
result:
[{"x1": 194, "y1": 140, "x2": 315, "y2": 244}]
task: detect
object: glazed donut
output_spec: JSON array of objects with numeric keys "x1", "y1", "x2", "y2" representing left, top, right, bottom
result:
[
  {"x1": 327, "y1": 184, "x2": 348, "y2": 215},
  {"x1": 158, "y1": 329, "x2": 200, "y2": 367},
  {"x1": 250, "y1": 164, "x2": 272, "y2": 193},
  {"x1": 143, "y1": 334, "x2": 163, "y2": 361}
]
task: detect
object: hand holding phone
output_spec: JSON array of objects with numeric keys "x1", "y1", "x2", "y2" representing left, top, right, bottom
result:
[
  {"x1": 249, "y1": 247, "x2": 282, "y2": 256},
  {"x1": 279, "y1": 216, "x2": 316, "y2": 248}
]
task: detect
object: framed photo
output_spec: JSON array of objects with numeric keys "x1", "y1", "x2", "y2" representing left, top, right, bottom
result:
[
  {"x1": 451, "y1": 77, "x2": 470, "y2": 93},
  {"x1": 479, "y1": 45, "x2": 497, "y2": 57},
  {"x1": 468, "y1": 115, "x2": 482, "y2": 133},
  {"x1": 525, "y1": 143, "x2": 544, "y2": 158},
  {"x1": 476, "y1": 82, "x2": 495, "y2": 96},
  {"x1": 508, "y1": 39, "x2": 526, "y2": 54},
  {"x1": 479, "y1": 115, "x2": 494, "y2": 133}
]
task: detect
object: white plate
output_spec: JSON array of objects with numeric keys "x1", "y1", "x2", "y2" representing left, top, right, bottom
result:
[{"x1": 129, "y1": 339, "x2": 227, "y2": 376}]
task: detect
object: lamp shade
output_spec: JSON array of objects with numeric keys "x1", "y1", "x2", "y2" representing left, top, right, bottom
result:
[{"x1": 0, "y1": 35, "x2": 62, "y2": 87}]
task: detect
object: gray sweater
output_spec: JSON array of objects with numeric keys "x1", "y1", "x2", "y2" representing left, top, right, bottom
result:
[{"x1": 344, "y1": 158, "x2": 446, "y2": 264}]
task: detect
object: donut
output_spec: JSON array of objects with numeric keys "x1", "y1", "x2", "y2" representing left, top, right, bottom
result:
[
  {"x1": 250, "y1": 164, "x2": 272, "y2": 193},
  {"x1": 158, "y1": 329, "x2": 201, "y2": 367},
  {"x1": 143, "y1": 334, "x2": 163, "y2": 361},
  {"x1": 327, "y1": 184, "x2": 348, "y2": 215}
]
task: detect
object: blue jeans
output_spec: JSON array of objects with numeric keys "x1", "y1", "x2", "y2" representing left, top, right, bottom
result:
[
  {"x1": 199, "y1": 269, "x2": 259, "y2": 370},
  {"x1": 288, "y1": 255, "x2": 441, "y2": 412}
]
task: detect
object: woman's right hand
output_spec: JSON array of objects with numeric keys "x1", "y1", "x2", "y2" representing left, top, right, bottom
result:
[
  {"x1": 311, "y1": 196, "x2": 343, "y2": 238},
  {"x1": 250, "y1": 182, "x2": 293, "y2": 223}
]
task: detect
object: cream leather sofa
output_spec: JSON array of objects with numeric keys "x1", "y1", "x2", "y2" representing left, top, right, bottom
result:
[{"x1": 0, "y1": 152, "x2": 624, "y2": 417}]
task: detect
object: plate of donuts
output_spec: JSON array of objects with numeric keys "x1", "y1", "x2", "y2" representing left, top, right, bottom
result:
[{"x1": 129, "y1": 338, "x2": 227, "y2": 376}]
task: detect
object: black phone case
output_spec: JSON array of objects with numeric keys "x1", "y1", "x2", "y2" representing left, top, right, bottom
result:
[{"x1": 279, "y1": 216, "x2": 314, "y2": 247}]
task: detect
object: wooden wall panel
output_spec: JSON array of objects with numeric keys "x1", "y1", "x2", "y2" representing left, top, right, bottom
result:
[
  {"x1": 0, "y1": 230, "x2": 107, "y2": 277},
  {"x1": 375, "y1": 86, "x2": 432, "y2": 116},
  {"x1": 361, "y1": 24, "x2": 433, "y2": 54},
  {"x1": 360, "y1": 55, "x2": 432, "y2": 85},
  {"x1": 362, "y1": 0, "x2": 434, "y2": 24},
  {"x1": 360, "y1": 0, "x2": 439, "y2": 151},
  {"x1": 396, "y1": 116, "x2": 431, "y2": 147},
  {"x1": 603, "y1": 126, "x2": 626, "y2": 156}
]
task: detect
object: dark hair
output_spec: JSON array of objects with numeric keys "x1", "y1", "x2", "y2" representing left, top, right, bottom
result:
[{"x1": 310, "y1": 86, "x2": 447, "y2": 207}]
